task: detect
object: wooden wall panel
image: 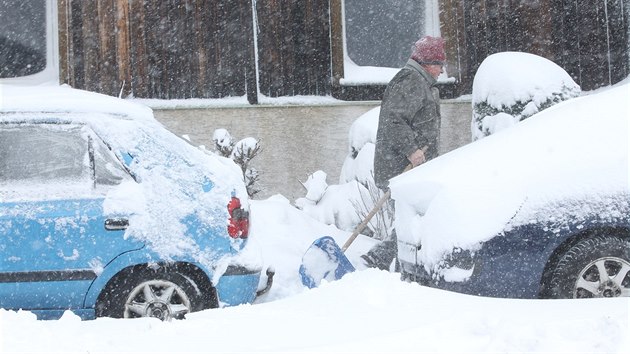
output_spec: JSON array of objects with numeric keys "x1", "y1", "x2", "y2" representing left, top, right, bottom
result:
[
  {"x1": 607, "y1": 0, "x2": 630, "y2": 83},
  {"x1": 58, "y1": 0, "x2": 256, "y2": 99},
  {"x1": 440, "y1": 0, "x2": 629, "y2": 94},
  {"x1": 56, "y1": 0, "x2": 627, "y2": 99},
  {"x1": 255, "y1": 0, "x2": 331, "y2": 97}
]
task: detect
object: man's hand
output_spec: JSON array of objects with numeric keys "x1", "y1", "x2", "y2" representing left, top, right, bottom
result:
[{"x1": 407, "y1": 146, "x2": 429, "y2": 167}]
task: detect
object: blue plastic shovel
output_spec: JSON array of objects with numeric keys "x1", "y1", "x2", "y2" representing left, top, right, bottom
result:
[
  {"x1": 299, "y1": 163, "x2": 416, "y2": 288},
  {"x1": 299, "y1": 188, "x2": 393, "y2": 288}
]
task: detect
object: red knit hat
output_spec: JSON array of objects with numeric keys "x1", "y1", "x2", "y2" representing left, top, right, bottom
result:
[{"x1": 410, "y1": 36, "x2": 446, "y2": 65}]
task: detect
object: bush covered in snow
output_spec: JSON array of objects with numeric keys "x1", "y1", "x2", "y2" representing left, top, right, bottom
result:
[
  {"x1": 213, "y1": 128, "x2": 261, "y2": 198},
  {"x1": 296, "y1": 107, "x2": 392, "y2": 239},
  {"x1": 471, "y1": 52, "x2": 581, "y2": 141}
]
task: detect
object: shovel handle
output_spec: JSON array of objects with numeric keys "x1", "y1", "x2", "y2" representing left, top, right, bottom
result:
[
  {"x1": 340, "y1": 163, "x2": 414, "y2": 252},
  {"x1": 341, "y1": 189, "x2": 391, "y2": 251}
]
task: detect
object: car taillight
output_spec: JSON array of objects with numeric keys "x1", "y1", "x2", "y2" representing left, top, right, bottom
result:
[{"x1": 227, "y1": 192, "x2": 249, "y2": 238}]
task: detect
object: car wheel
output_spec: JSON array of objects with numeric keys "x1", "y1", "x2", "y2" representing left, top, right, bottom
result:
[
  {"x1": 546, "y1": 234, "x2": 630, "y2": 299},
  {"x1": 97, "y1": 267, "x2": 203, "y2": 320}
]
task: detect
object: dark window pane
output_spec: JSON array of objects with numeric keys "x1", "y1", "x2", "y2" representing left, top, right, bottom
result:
[
  {"x1": 0, "y1": 1, "x2": 47, "y2": 78},
  {"x1": 345, "y1": 0, "x2": 425, "y2": 68}
]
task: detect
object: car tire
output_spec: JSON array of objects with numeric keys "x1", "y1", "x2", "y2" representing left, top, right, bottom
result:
[
  {"x1": 546, "y1": 233, "x2": 630, "y2": 299},
  {"x1": 97, "y1": 266, "x2": 204, "y2": 320}
]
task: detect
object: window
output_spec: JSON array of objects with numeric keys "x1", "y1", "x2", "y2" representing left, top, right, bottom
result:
[
  {"x1": 0, "y1": 1, "x2": 47, "y2": 78},
  {"x1": 344, "y1": 0, "x2": 425, "y2": 68},
  {"x1": 0, "y1": 123, "x2": 129, "y2": 186},
  {"x1": 93, "y1": 134, "x2": 128, "y2": 186},
  {"x1": 0, "y1": 125, "x2": 87, "y2": 182}
]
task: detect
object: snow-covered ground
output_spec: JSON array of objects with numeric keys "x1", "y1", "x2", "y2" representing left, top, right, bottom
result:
[{"x1": 1, "y1": 193, "x2": 628, "y2": 353}]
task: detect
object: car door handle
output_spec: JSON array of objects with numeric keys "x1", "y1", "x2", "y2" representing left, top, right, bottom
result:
[{"x1": 105, "y1": 218, "x2": 129, "y2": 231}]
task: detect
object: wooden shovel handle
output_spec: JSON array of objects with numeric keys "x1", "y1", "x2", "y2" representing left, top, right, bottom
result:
[{"x1": 341, "y1": 163, "x2": 414, "y2": 251}]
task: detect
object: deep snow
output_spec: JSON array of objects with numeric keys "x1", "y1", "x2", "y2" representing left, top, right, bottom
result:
[{"x1": 1, "y1": 194, "x2": 628, "y2": 353}]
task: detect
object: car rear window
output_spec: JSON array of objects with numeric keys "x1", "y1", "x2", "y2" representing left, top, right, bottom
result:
[{"x1": 0, "y1": 125, "x2": 87, "y2": 182}]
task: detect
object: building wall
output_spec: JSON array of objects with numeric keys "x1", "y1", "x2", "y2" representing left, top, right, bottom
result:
[
  {"x1": 439, "y1": 0, "x2": 630, "y2": 94},
  {"x1": 58, "y1": 0, "x2": 331, "y2": 101},
  {"x1": 57, "y1": 0, "x2": 629, "y2": 101},
  {"x1": 254, "y1": 0, "x2": 331, "y2": 98}
]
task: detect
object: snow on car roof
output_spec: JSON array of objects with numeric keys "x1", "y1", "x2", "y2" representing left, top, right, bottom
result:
[
  {"x1": 390, "y1": 83, "x2": 629, "y2": 267},
  {"x1": 0, "y1": 84, "x2": 154, "y2": 121}
]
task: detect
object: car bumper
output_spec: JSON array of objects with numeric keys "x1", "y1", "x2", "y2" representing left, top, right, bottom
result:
[
  {"x1": 398, "y1": 241, "x2": 545, "y2": 299},
  {"x1": 215, "y1": 265, "x2": 274, "y2": 306}
]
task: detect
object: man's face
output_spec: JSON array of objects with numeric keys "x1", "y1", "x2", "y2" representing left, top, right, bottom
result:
[{"x1": 424, "y1": 64, "x2": 444, "y2": 79}]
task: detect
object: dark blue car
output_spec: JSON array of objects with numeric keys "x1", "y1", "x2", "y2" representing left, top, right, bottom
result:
[
  {"x1": 392, "y1": 84, "x2": 629, "y2": 299},
  {"x1": 0, "y1": 85, "x2": 272, "y2": 320}
]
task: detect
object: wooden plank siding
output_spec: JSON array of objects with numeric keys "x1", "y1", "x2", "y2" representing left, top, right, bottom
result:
[
  {"x1": 58, "y1": 0, "x2": 330, "y2": 100},
  {"x1": 57, "y1": 1, "x2": 627, "y2": 100},
  {"x1": 439, "y1": 0, "x2": 629, "y2": 94},
  {"x1": 58, "y1": 0, "x2": 258, "y2": 100},
  {"x1": 255, "y1": 0, "x2": 331, "y2": 97}
]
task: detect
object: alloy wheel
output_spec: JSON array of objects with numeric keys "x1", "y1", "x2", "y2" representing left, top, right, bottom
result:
[
  {"x1": 574, "y1": 257, "x2": 630, "y2": 298},
  {"x1": 124, "y1": 279, "x2": 192, "y2": 320}
]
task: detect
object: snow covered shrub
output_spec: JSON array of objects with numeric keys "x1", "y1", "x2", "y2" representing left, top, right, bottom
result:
[
  {"x1": 339, "y1": 107, "x2": 379, "y2": 186},
  {"x1": 213, "y1": 129, "x2": 261, "y2": 198},
  {"x1": 296, "y1": 107, "x2": 393, "y2": 240},
  {"x1": 338, "y1": 107, "x2": 394, "y2": 239},
  {"x1": 471, "y1": 52, "x2": 581, "y2": 141},
  {"x1": 213, "y1": 128, "x2": 234, "y2": 156},
  {"x1": 295, "y1": 171, "x2": 373, "y2": 233},
  {"x1": 349, "y1": 170, "x2": 394, "y2": 240}
]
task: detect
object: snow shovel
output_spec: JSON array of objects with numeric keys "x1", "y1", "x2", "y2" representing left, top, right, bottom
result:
[{"x1": 299, "y1": 163, "x2": 414, "y2": 288}]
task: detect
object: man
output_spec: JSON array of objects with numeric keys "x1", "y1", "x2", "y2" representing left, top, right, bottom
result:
[{"x1": 361, "y1": 36, "x2": 445, "y2": 270}]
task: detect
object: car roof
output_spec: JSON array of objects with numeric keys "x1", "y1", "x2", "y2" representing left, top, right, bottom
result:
[{"x1": 0, "y1": 84, "x2": 154, "y2": 123}]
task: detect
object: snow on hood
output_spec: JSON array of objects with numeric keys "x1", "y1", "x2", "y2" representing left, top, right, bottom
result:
[{"x1": 390, "y1": 83, "x2": 630, "y2": 266}]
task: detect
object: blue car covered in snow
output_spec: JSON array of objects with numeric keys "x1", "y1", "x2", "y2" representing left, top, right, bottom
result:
[{"x1": 0, "y1": 85, "x2": 272, "y2": 320}]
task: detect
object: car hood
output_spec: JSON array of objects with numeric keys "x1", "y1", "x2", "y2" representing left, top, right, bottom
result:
[{"x1": 390, "y1": 83, "x2": 630, "y2": 267}]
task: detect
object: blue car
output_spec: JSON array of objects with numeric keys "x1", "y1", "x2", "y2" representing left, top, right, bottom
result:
[
  {"x1": 0, "y1": 85, "x2": 272, "y2": 320},
  {"x1": 391, "y1": 84, "x2": 629, "y2": 299}
]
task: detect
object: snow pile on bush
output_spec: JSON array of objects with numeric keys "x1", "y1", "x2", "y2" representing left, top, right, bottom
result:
[
  {"x1": 210, "y1": 128, "x2": 261, "y2": 198},
  {"x1": 339, "y1": 107, "x2": 379, "y2": 185},
  {"x1": 296, "y1": 107, "x2": 390, "y2": 238},
  {"x1": 295, "y1": 172, "x2": 372, "y2": 232},
  {"x1": 471, "y1": 52, "x2": 581, "y2": 141}
]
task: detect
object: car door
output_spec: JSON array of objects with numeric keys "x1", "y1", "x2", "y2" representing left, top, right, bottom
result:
[{"x1": 0, "y1": 123, "x2": 143, "y2": 311}]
